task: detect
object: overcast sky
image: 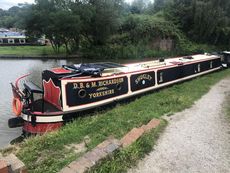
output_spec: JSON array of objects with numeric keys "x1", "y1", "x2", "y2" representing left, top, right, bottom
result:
[
  {"x1": 0, "y1": 0, "x2": 34, "y2": 10},
  {"x1": 0, "y1": 0, "x2": 138, "y2": 10}
]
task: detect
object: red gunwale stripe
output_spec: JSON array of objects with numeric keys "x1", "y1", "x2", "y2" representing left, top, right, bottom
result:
[
  {"x1": 60, "y1": 57, "x2": 219, "y2": 82},
  {"x1": 32, "y1": 111, "x2": 64, "y2": 115}
]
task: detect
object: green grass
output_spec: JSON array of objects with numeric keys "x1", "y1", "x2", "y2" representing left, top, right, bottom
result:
[
  {"x1": 0, "y1": 46, "x2": 66, "y2": 56},
  {"x1": 4, "y1": 69, "x2": 229, "y2": 173}
]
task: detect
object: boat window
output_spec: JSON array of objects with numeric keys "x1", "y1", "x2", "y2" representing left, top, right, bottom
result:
[
  {"x1": 210, "y1": 61, "x2": 213, "y2": 68},
  {"x1": 159, "y1": 72, "x2": 163, "y2": 83},
  {"x1": 0, "y1": 39, "x2": 3, "y2": 44}
]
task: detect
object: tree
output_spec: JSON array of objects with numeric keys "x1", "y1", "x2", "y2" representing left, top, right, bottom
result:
[
  {"x1": 51, "y1": 11, "x2": 81, "y2": 53},
  {"x1": 88, "y1": 0, "x2": 123, "y2": 45},
  {"x1": 130, "y1": 0, "x2": 145, "y2": 14},
  {"x1": 166, "y1": 0, "x2": 230, "y2": 45},
  {"x1": 153, "y1": 0, "x2": 168, "y2": 12},
  {"x1": 25, "y1": 0, "x2": 81, "y2": 52}
]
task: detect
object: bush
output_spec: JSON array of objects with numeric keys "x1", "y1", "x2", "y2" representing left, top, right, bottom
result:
[
  {"x1": 81, "y1": 43, "x2": 173, "y2": 60},
  {"x1": 81, "y1": 14, "x2": 222, "y2": 59}
]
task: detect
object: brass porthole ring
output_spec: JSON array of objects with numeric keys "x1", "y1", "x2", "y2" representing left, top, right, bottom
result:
[{"x1": 78, "y1": 89, "x2": 87, "y2": 98}]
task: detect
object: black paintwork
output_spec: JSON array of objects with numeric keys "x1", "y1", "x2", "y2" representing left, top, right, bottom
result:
[
  {"x1": 65, "y1": 77, "x2": 129, "y2": 107},
  {"x1": 157, "y1": 59, "x2": 221, "y2": 84},
  {"x1": 24, "y1": 81, "x2": 43, "y2": 94},
  {"x1": 130, "y1": 71, "x2": 155, "y2": 92},
  {"x1": 41, "y1": 58, "x2": 221, "y2": 110}
]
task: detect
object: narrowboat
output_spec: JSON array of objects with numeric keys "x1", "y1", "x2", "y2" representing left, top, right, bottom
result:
[{"x1": 9, "y1": 53, "x2": 224, "y2": 134}]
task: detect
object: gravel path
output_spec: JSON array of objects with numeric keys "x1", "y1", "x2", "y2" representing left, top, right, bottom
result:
[{"x1": 129, "y1": 77, "x2": 230, "y2": 173}]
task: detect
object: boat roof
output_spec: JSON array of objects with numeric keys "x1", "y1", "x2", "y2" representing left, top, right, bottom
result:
[{"x1": 46, "y1": 54, "x2": 219, "y2": 80}]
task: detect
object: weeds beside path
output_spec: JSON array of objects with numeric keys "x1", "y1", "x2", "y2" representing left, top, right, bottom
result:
[{"x1": 1, "y1": 69, "x2": 229, "y2": 173}]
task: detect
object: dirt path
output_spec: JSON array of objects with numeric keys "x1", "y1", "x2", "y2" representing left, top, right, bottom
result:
[{"x1": 129, "y1": 77, "x2": 230, "y2": 173}]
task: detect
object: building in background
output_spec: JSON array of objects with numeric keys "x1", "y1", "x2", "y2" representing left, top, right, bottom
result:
[{"x1": 0, "y1": 28, "x2": 26, "y2": 45}]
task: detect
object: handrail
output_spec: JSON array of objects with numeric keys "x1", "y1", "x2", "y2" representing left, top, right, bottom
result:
[{"x1": 15, "y1": 73, "x2": 31, "y2": 89}]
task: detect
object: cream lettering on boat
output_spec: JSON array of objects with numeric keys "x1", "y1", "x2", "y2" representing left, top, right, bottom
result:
[
  {"x1": 89, "y1": 89, "x2": 115, "y2": 99},
  {"x1": 135, "y1": 74, "x2": 152, "y2": 84},
  {"x1": 73, "y1": 78, "x2": 124, "y2": 89}
]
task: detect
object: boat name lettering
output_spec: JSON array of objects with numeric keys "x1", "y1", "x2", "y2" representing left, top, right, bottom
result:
[
  {"x1": 73, "y1": 78, "x2": 124, "y2": 89},
  {"x1": 98, "y1": 78, "x2": 124, "y2": 87},
  {"x1": 73, "y1": 82, "x2": 86, "y2": 89},
  {"x1": 135, "y1": 74, "x2": 152, "y2": 84},
  {"x1": 89, "y1": 89, "x2": 115, "y2": 99}
]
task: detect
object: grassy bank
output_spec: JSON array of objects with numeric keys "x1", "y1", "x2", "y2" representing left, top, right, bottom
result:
[
  {"x1": 0, "y1": 46, "x2": 66, "y2": 56},
  {"x1": 1, "y1": 69, "x2": 230, "y2": 173},
  {"x1": 90, "y1": 120, "x2": 167, "y2": 173}
]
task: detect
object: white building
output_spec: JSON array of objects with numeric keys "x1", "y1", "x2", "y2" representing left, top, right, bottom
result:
[{"x1": 0, "y1": 28, "x2": 26, "y2": 45}]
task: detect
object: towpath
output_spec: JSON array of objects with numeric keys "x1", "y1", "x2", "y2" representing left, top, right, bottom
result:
[{"x1": 129, "y1": 77, "x2": 230, "y2": 173}]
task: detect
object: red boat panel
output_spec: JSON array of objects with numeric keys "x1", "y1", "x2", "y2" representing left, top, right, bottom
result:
[
  {"x1": 51, "y1": 68, "x2": 72, "y2": 74},
  {"x1": 43, "y1": 79, "x2": 62, "y2": 110},
  {"x1": 23, "y1": 122, "x2": 63, "y2": 134}
]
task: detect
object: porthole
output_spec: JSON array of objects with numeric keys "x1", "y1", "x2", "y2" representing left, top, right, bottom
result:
[
  {"x1": 78, "y1": 89, "x2": 86, "y2": 98},
  {"x1": 116, "y1": 83, "x2": 122, "y2": 90}
]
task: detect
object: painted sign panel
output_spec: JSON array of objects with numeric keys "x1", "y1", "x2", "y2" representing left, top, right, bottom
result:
[
  {"x1": 65, "y1": 77, "x2": 128, "y2": 107},
  {"x1": 130, "y1": 72, "x2": 155, "y2": 92}
]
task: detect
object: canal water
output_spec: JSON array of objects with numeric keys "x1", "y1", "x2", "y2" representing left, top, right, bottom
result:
[
  {"x1": 0, "y1": 57, "x2": 145, "y2": 148},
  {"x1": 0, "y1": 58, "x2": 70, "y2": 148}
]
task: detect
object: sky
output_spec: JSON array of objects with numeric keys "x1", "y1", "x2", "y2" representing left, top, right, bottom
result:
[
  {"x1": 0, "y1": 0, "x2": 35, "y2": 10},
  {"x1": 0, "y1": 0, "x2": 137, "y2": 10}
]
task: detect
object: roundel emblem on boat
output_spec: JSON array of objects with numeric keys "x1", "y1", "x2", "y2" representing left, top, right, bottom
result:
[
  {"x1": 78, "y1": 89, "x2": 87, "y2": 98},
  {"x1": 142, "y1": 80, "x2": 146, "y2": 85}
]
